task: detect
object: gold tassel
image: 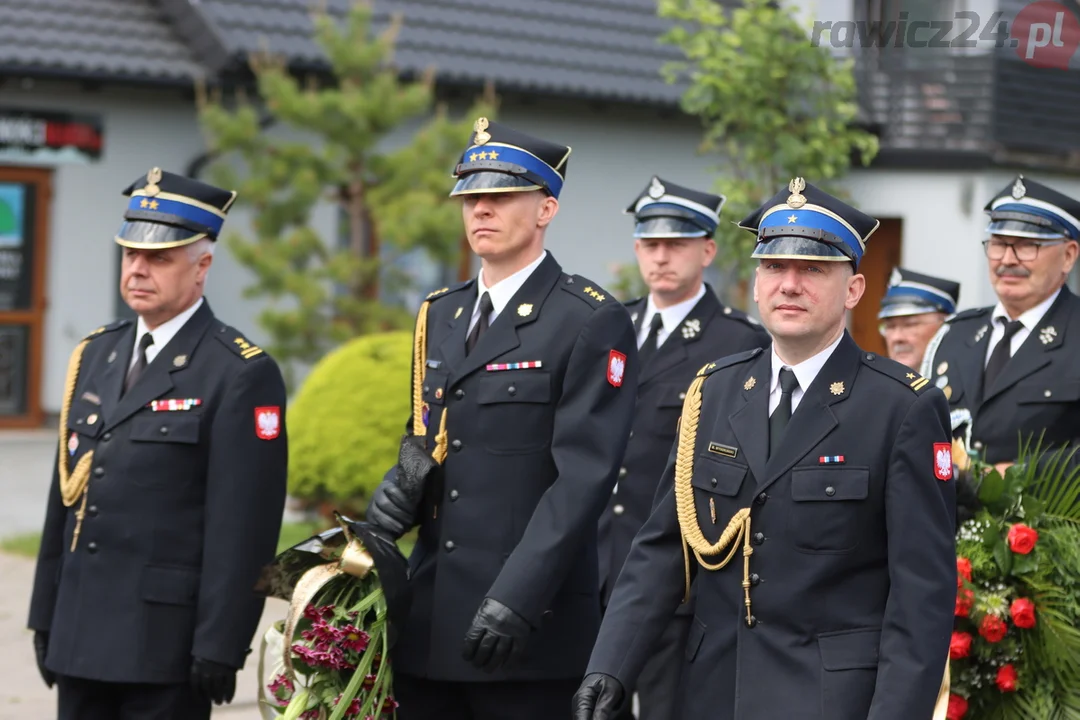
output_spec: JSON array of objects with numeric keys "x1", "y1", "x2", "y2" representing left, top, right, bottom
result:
[
  {"x1": 432, "y1": 407, "x2": 449, "y2": 464},
  {"x1": 673, "y1": 373, "x2": 755, "y2": 625},
  {"x1": 412, "y1": 300, "x2": 431, "y2": 438},
  {"x1": 58, "y1": 339, "x2": 95, "y2": 551}
]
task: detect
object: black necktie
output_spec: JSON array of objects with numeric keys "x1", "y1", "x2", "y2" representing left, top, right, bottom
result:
[
  {"x1": 983, "y1": 319, "x2": 1024, "y2": 393},
  {"x1": 638, "y1": 313, "x2": 664, "y2": 368},
  {"x1": 466, "y1": 292, "x2": 494, "y2": 356},
  {"x1": 769, "y1": 367, "x2": 799, "y2": 458},
  {"x1": 124, "y1": 332, "x2": 155, "y2": 396}
]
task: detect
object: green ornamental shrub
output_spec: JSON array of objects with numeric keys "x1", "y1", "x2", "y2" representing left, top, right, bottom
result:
[{"x1": 287, "y1": 331, "x2": 411, "y2": 515}]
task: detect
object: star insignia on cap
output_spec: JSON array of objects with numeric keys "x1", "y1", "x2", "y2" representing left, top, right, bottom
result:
[
  {"x1": 744, "y1": 376, "x2": 757, "y2": 391},
  {"x1": 1039, "y1": 326, "x2": 1057, "y2": 344},
  {"x1": 469, "y1": 152, "x2": 478, "y2": 162},
  {"x1": 830, "y1": 381, "x2": 845, "y2": 396},
  {"x1": 488, "y1": 150, "x2": 499, "y2": 160},
  {"x1": 787, "y1": 214, "x2": 798, "y2": 223},
  {"x1": 140, "y1": 198, "x2": 150, "y2": 209},
  {"x1": 148, "y1": 200, "x2": 159, "y2": 210}
]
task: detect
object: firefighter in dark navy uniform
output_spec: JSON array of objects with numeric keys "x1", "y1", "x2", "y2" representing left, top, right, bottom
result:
[
  {"x1": 921, "y1": 175, "x2": 1080, "y2": 475},
  {"x1": 597, "y1": 176, "x2": 768, "y2": 720},
  {"x1": 574, "y1": 178, "x2": 956, "y2": 720},
  {"x1": 27, "y1": 168, "x2": 288, "y2": 720},
  {"x1": 877, "y1": 267, "x2": 960, "y2": 372},
  {"x1": 364, "y1": 118, "x2": 639, "y2": 720}
]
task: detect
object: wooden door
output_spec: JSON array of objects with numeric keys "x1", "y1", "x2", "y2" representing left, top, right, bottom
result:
[
  {"x1": 850, "y1": 217, "x2": 902, "y2": 356},
  {"x1": 0, "y1": 167, "x2": 51, "y2": 427}
]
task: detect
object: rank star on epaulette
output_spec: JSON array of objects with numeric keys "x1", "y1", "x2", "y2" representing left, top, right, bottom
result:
[
  {"x1": 426, "y1": 287, "x2": 450, "y2": 299},
  {"x1": 233, "y1": 337, "x2": 264, "y2": 359}
]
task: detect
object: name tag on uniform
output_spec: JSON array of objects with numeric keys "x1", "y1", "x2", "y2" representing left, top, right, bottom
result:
[
  {"x1": 148, "y1": 398, "x2": 203, "y2": 412},
  {"x1": 708, "y1": 442, "x2": 738, "y2": 458},
  {"x1": 486, "y1": 361, "x2": 543, "y2": 372}
]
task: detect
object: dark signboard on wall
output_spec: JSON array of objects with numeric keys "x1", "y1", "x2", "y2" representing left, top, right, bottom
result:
[{"x1": 0, "y1": 108, "x2": 104, "y2": 163}]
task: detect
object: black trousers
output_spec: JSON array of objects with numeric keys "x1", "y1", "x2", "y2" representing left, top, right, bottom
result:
[
  {"x1": 394, "y1": 673, "x2": 581, "y2": 720},
  {"x1": 57, "y1": 674, "x2": 210, "y2": 720},
  {"x1": 610, "y1": 614, "x2": 691, "y2": 720}
]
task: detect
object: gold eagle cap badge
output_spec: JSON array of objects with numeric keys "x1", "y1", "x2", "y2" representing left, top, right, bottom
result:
[
  {"x1": 474, "y1": 117, "x2": 491, "y2": 146},
  {"x1": 787, "y1": 177, "x2": 807, "y2": 209},
  {"x1": 145, "y1": 167, "x2": 163, "y2": 197}
]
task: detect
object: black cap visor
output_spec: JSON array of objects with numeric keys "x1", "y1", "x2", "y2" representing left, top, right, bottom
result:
[
  {"x1": 450, "y1": 166, "x2": 545, "y2": 197},
  {"x1": 115, "y1": 220, "x2": 207, "y2": 249},
  {"x1": 751, "y1": 225, "x2": 855, "y2": 263},
  {"x1": 987, "y1": 212, "x2": 1071, "y2": 240},
  {"x1": 634, "y1": 217, "x2": 710, "y2": 239},
  {"x1": 878, "y1": 298, "x2": 943, "y2": 320}
]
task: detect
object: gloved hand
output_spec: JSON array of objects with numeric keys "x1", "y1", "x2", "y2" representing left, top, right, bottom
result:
[
  {"x1": 395, "y1": 433, "x2": 438, "y2": 504},
  {"x1": 190, "y1": 657, "x2": 236, "y2": 705},
  {"x1": 366, "y1": 478, "x2": 419, "y2": 538},
  {"x1": 33, "y1": 631, "x2": 55, "y2": 688},
  {"x1": 572, "y1": 673, "x2": 626, "y2": 720},
  {"x1": 461, "y1": 597, "x2": 532, "y2": 672}
]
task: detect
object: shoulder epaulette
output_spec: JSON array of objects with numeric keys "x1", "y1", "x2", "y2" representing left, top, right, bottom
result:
[
  {"x1": 696, "y1": 347, "x2": 765, "y2": 378},
  {"x1": 719, "y1": 304, "x2": 764, "y2": 330},
  {"x1": 560, "y1": 274, "x2": 614, "y2": 309},
  {"x1": 84, "y1": 318, "x2": 131, "y2": 341},
  {"x1": 947, "y1": 307, "x2": 991, "y2": 324},
  {"x1": 213, "y1": 325, "x2": 267, "y2": 361},
  {"x1": 861, "y1": 352, "x2": 933, "y2": 394},
  {"x1": 424, "y1": 279, "x2": 473, "y2": 303}
]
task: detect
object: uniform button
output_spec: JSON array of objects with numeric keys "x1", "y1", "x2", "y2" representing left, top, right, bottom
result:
[
  {"x1": 618, "y1": 467, "x2": 627, "y2": 479},
  {"x1": 755, "y1": 492, "x2": 768, "y2": 505},
  {"x1": 87, "y1": 542, "x2": 98, "y2": 554},
  {"x1": 614, "y1": 504, "x2": 625, "y2": 515},
  {"x1": 749, "y1": 573, "x2": 761, "y2": 586},
  {"x1": 629, "y1": 431, "x2": 634, "y2": 439},
  {"x1": 746, "y1": 615, "x2": 758, "y2": 628},
  {"x1": 507, "y1": 385, "x2": 516, "y2": 395},
  {"x1": 102, "y1": 432, "x2": 112, "y2": 442},
  {"x1": 455, "y1": 389, "x2": 465, "y2": 400},
  {"x1": 93, "y1": 467, "x2": 104, "y2": 478},
  {"x1": 973, "y1": 441, "x2": 984, "y2": 450},
  {"x1": 87, "y1": 505, "x2": 99, "y2": 517},
  {"x1": 710, "y1": 478, "x2": 718, "y2": 487},
  {"x1": 752, "y1": 532, "x2": 765, "y2": 545},
  {"x1": 423, "y1": 385, "x2": 430, "y2": 393},
  {"x1": 451, "y1": 439, "x2": 462, "y2": 451},
  {"x1": 449, "y1": 490, "x2": 459, "y2": 501},
  {"x1": 1045, "y1": 389, "x2": 1052, "y2": 398},
  {"x1": 825, "y1": 486, "x2": 836, "y2": 497},
  {"x1": 159, "y1": 426, "x2": 169, "y2": 435},
  {"x1": 444, "y1": 540, "x2": 455, "y2": 552},
  {"x1": 865, "y1": 353, "x2": 875, "y2": 361}
]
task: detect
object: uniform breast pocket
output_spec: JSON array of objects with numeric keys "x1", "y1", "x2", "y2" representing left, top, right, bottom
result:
[
  {"x1": 476, "y1": 372, "x2": 553, "y2": 454},
  {"x1": 789, "y1": 466, "x2": 869, "y2": 554},
  {"x1": 691, "y1": 455, "x2": 747, "y2": 539},
  {"x1": 649, "y1": 384, "x2": 687, "y2": 436},
  {"x1": 130, "y1": 414, "x2": 203, "y2": 486},
  {"x1": 1016, "y1": 380, "x2": 1080, "y2": 405}
]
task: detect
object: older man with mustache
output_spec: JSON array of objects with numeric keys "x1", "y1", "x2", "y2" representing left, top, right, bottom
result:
[{"x1": 922, "y1": 175, "x2": 1080, "y2": 472}]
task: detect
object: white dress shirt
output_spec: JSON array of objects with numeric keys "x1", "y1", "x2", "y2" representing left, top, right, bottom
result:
[
  {"x1": 768, "y1": 331, "x2": 844, "y2": 416},
  {"x1": 467, "y1": 251, "x2": 548, "y2": 333},
  {"x1": 635, "y1": 284, "x2": 707, "y2": 349},
  {"x1": 984, "y1": 288, "x2": 1061, "y2": 366},
  {"x1": 130, "y1": 297, "x2": 204, "y2": 369}
]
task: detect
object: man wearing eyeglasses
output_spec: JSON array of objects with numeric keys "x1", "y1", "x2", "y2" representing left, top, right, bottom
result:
[
  {"x1": 878, "y1": 268, "x2": 960, "y2": 371},
  {"x1": 921, "y1": 175, "x2": 1080, "y2": 472}
]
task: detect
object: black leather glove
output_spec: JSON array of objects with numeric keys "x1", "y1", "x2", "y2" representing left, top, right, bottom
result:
[
  {"x1": 395, "y1": 433, "x2": 438, "y2": 504},
  {"x1": 33, "y1": 631, "x2": 55, "y2": 688},
  {"x1": 572, "y1": 673, "x2": 626, "y2": 720},
  {"x1": 366, "y1": 478, "x2": 419, "y2": 538},
  {"x1": 190, "y1": 657, "x2": 236, "y2": 705},
  {"x1": 461, "y1": 597, "x2": 532, "y2": 672}
]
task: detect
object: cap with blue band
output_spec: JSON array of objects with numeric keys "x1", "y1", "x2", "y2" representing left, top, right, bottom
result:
[
  {"x1": 115, "y1": 167, "x2": 237, "y2": 250},
  {"x1": 450, "y1": 118, "x2": 571, "y2": 199},
  {"x1": 878, "y1": 267, "x2": 960, "y2": 320},
  {"x1": 986, "y1": 175, "x2": 1080, "y2": 241}
]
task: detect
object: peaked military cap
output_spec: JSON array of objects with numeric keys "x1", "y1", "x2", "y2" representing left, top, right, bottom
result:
[
  {"x1": 449, "y1": 118, "x2": 571, "y2": 199},
  {"x1": 625, "y1": 176, "x2": 725, "y2": 239},
  {"x1": 738, "y1": 177, "x2": 880, "y2": 268},
  {"x1": 116, "y1": 167, "x2": 237, "y2": 249},
  {"x1": 878, "y1": 267, "x2": 960, "y2": 320},
  {"x1": 985, "y1": 174, "x2": 1080, "y2": 240}
]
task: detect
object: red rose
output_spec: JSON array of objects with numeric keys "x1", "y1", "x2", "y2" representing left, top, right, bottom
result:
[
  {"x1": 949, "y1": 631, "x2": 973, "y2": 659},
  {"x1": 979, "y1": 614, "x2": 1007, "y2": 643},
  {"x1": 1011, "y1": 598, "x2": 1036, "y2": 629},
  {"x1": 955, "y1": 587, "x2": 974, "y2": 618},
  {"x1": 996, "y1": 663, "x2": 1018, "y2": 692},
  {"x1": 1007, "y1": 523, "x2": 1039, "y2": 554},
  {"x1": 957, "y1": 557, "x2": 972, "y2": 586},
  {"x1": 946, "y1": 693, "x2": 969, "y2": 720}
]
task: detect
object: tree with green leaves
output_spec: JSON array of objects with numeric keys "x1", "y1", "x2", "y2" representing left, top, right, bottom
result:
[
  {"x1": 658, "y1": 0, "x2": 879, "y2": 293},
  {"x1": 197, "y1": 2, "x2": 496, "y2": 386}
]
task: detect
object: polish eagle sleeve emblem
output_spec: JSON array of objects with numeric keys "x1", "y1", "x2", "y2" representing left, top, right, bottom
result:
[
  {"x1": 255, "y1": 406, "x2": 281, "y2": 440},
  {"x1": 934, "y1": 443, "x2": 952, "y2": 481}
]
